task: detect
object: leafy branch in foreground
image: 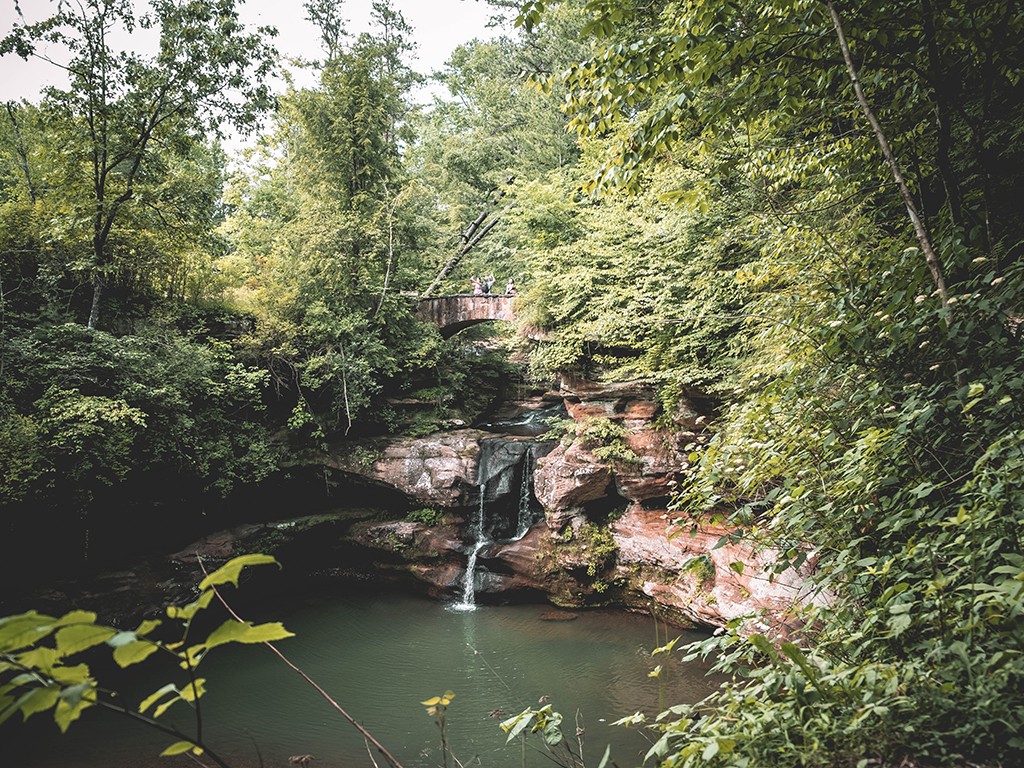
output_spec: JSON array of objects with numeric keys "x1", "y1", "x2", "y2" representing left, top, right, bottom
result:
[
  {"x1": 0, "y1": 555, "x2": 293, "y2": 766},
  {"x1": 1, "y1": 553, "x2": 408, "y2": 768},
  {"x1": 422, "y1": 690, "x2": 456, "y2": 768},
  {"x1": 501, "y1": 702, "x2": 601, "y2": 768}
]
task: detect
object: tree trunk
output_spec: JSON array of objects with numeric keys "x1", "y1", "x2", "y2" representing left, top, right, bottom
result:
[
  {"x1": 87, "y1": 273, "x2": 103, "y2": 330},
  {"x1": 826, "y1": 0, "x2": 952, "y2": 315}
]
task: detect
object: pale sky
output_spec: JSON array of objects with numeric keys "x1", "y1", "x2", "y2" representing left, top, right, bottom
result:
[{"x1": 0, "y1": 0, "x2": 506, "y2": 102}]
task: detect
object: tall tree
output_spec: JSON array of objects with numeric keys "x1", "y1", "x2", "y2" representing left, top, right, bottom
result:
[
  {"x1": 1, "y1": 0, "x2": 277, "y2": 328},
  {"x1": 222, "y1": 1, "x2": 440, "y2": 436}
]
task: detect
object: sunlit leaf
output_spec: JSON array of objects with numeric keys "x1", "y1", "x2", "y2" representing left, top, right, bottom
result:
[
  {"x1": 202, "y1": 620, "x2": 294, "y2": 651},
  {"x1": 197, "y1": 554, "x2": 280, "y2": 591}
]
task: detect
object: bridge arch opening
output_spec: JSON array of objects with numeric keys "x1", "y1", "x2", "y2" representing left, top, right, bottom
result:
[{"x1": 415, "y1": 294, "x2": 515, "y2": 338}]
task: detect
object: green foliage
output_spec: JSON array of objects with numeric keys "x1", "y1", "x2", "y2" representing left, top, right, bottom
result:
[
  {"x1": 500, "y1": 703, "x2": 564, "y2": 747},
  {"x1": 349, "y1": 446, "x2": 381, "y2": 471},
  {"x1": 2, "y1": 322, "x2": 276, "y2": 498},
  {"x1": 639, "y1": 199, "x2": 1024, "y2": 768},
  {"x1": 0, "y1": 320, "x2": 279, "y2": 576},
  {"x1": 409, "y1": 7, "x2": 586, "y2": 296},
  {"x1": 1, "y1": 0, "x2": 277, "y2": 329},
  {"x1": 218, "y1": 5, "x2": 473, "y2": 439},
  {"x1": 500, "y1": 701, "x2": 605, "y2": 768},
  {"x1": 504, "y1": 152, "x2": 752, "y2": 394},
  {"x1": 680, "y1": 555, "x2": 714, "y2": 586},
  {"x1": 560, "y1": 521, "x2": 618, "y2": 581},
  {"x1": 546, "y1": 415, "x2": 641, "y2": 468},
  {"x1": 0, "y1": 556, "x2": 289, "y2": 762},
  {"x1": 407, "y1": 507, "x2": 441, "y2": 526},
  {"x1": 515, "y1": 0, "x2": 1024, "y2": 765}
]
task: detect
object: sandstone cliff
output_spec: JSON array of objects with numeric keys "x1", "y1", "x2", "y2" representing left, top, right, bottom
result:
[{"x1": 286, "y1": 379, "x2": 820, "y2": 634}]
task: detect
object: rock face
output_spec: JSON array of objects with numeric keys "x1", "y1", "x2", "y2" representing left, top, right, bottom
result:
[
  {"x1": 553, "y1": 375, "x2": 711, "y2": 505},
  {"x1": 303, "y1": 376, "x2": 816, "y2": 633},
  {"x1": 323, "y1": 430, "x2": 484, "y2": 507},
  {"x1": 533, "y1": 441, "x2": 615, "y2": 511},
  {"x1": 611, "y1": 506, "x2": 822, "y2": 633}
]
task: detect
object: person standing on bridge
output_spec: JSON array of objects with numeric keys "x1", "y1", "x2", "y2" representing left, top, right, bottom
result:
[
  {"x1": 471, "y1": 276, "x2": 483, "y2": 295},
  {"x1": 505, "y1": 278, "x2": 517, "y2": 296},
  {"x1": 483, "y1": 274, "x2": 495, "y2": 294}
]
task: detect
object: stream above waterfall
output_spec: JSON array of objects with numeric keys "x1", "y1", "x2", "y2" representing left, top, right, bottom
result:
[{"x1": 5, "y1": 592, "x2": 719, "y2": 768}]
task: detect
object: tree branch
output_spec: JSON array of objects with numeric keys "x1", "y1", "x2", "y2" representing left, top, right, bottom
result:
[
  {"x1": 197, "y1": 558, "x2": 405, "y2": 768},
  {"x1": 826, "y1": 0, "x2": 952, "y2": 317}
]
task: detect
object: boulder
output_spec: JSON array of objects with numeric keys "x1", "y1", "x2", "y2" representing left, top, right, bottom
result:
[
  {"x1": 534, "y1": 441, "x2": 615, "y2": 510},
  {"x1": 550, "y1": 376, "x2": 713, "y2": 504},
  {"x1": 612, "y1": 505, "x2": 824, "y2": 634},
  {"x1": 323, "y1": 430, "x2": 484, "y2": 507}
]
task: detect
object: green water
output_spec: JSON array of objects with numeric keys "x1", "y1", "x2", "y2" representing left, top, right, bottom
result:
[{"x1": 5, "y1": 593, "x2": 718, "y2": 768}]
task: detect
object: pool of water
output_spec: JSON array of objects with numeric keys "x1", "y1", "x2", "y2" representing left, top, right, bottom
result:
[{"x1": 4, "y1": 593, "x2": 719, "y2": 768}]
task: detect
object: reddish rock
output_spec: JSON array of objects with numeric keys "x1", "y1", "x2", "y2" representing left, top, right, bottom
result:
[
  {"x1": 547, "y1": 376, "x2": 713, "y2": 505},
  {"x1": 534, "y1": 441, "x2": 615, "y2": 510},
  {"x1": 409, "y1": 562, "x2": 464, "y2": 593},
  {"x1": 491, "y1": 526, "x2": 547, "y2": 574},
  {"x1": 170, "y1": 524, "x2": 264, "y2": 563},
  {"x1": 612, "y1": 505, "x2": 823, "y2": 634}
]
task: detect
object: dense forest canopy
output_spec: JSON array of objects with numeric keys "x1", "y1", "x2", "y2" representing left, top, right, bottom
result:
[{"x1": 2, "y1": 0, "x2": 1023, "y2": 766}]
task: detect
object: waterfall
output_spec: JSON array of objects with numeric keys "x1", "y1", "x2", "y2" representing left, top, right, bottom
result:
[
  {"x1": 452, "y1": 438, "x2": 548, "y2": 611},
  {"x1": 452, "y1": 442, "x2": 494, "y2": 612},
  {"x1": 515, "y1": 448, "x2": 534, "y2": 539}
]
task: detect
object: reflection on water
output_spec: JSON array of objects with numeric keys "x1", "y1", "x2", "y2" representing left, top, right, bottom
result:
[{"x1": 4, "y1": 593, "x2": 719, "y2": 768}]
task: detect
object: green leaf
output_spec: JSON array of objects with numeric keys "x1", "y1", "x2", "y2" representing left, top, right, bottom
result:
[
  {"x1": 197, "y1": 554, "x2": 280, "y2": 591},
  {"x1": 54, "y1": 610, "x2": 98, "y2": 628},
  {"x1": 53, "y1": 682, "x2": 95, "y2": 732},
  {"x1": 0, "y1": 686, "x2": 60, "y2": 727},
  {"x1": 748, "y1": 634, "x2": 776, "y2": 658},
  {"x1": 652, "y1": 636, "x2": 679, "y2": 655},
  {"x1": 166, "y1": 589, "x2": 215, "y2": 621},
  {"x1": 0, "y1": 612, "x2": 57, "y2": 652},
  {"x1": 55, "y1": 624, "x2": 116, "y2": 656},
  {"x1": 202, "y1": 620, "x2": 294, "y2": 651},
  {"x1": 49, "y1": 663, "x2": 90, "y2": 686},
  {"x1": 160, "y1": 740, "x2": 197, "y2": 756},
  {"x1": 596, "y1": 744, "x2": 612, "y2": 768},
  {"x1": 138, "y1": 683, "x2": 177, "y2": 714},
  {"x1": 112, "y1": 639, "x2": 159, "y2": 668},
  {"x1": 542, "y1": 718, "x2": 564, "y2": 746},
  {"x1": 702, "y1": 739, "x2": 720, "y2": 760},
  {"x1": 153, "y1": 694, "x2": 183, "y2": 719},
  {"x1": 135, "y1": 619, "x2": 161, "y2": 636},
  {"x1": 16, "y1": 647, "x2": 60, "y2": 673},
  {"x1": 106, "y1": 631, "x2": 137, "y2": 648},
  {"x1": 18, "y1": 686, "x2": 60, "y2": 719},
  {"x1": 179, "y1": 678, "x2": 206, "y2": 703},
  {"x1": 500, "y1": 708, "x2": 535, "y2": 742}
]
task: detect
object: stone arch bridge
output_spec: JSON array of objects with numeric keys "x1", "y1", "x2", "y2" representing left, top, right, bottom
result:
[{"x1": 415, "y1": 294, "x2": 515, "y2": 338}]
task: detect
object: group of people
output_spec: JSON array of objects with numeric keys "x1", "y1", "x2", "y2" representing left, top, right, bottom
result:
[{"x1": 470, "y1": 274, "x2": 516, "y2": 296}]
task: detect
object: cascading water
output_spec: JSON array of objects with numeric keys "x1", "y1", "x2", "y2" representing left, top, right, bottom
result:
[
  {"x1": 452, "y1": 438, "x2": 548, "y2": 611},
  {"x1": 515, "y1": 448, "x2": 534, "y2": 539},
  {"x1": 452, "y1": 455, "x2": 491, "y2": 611}
]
